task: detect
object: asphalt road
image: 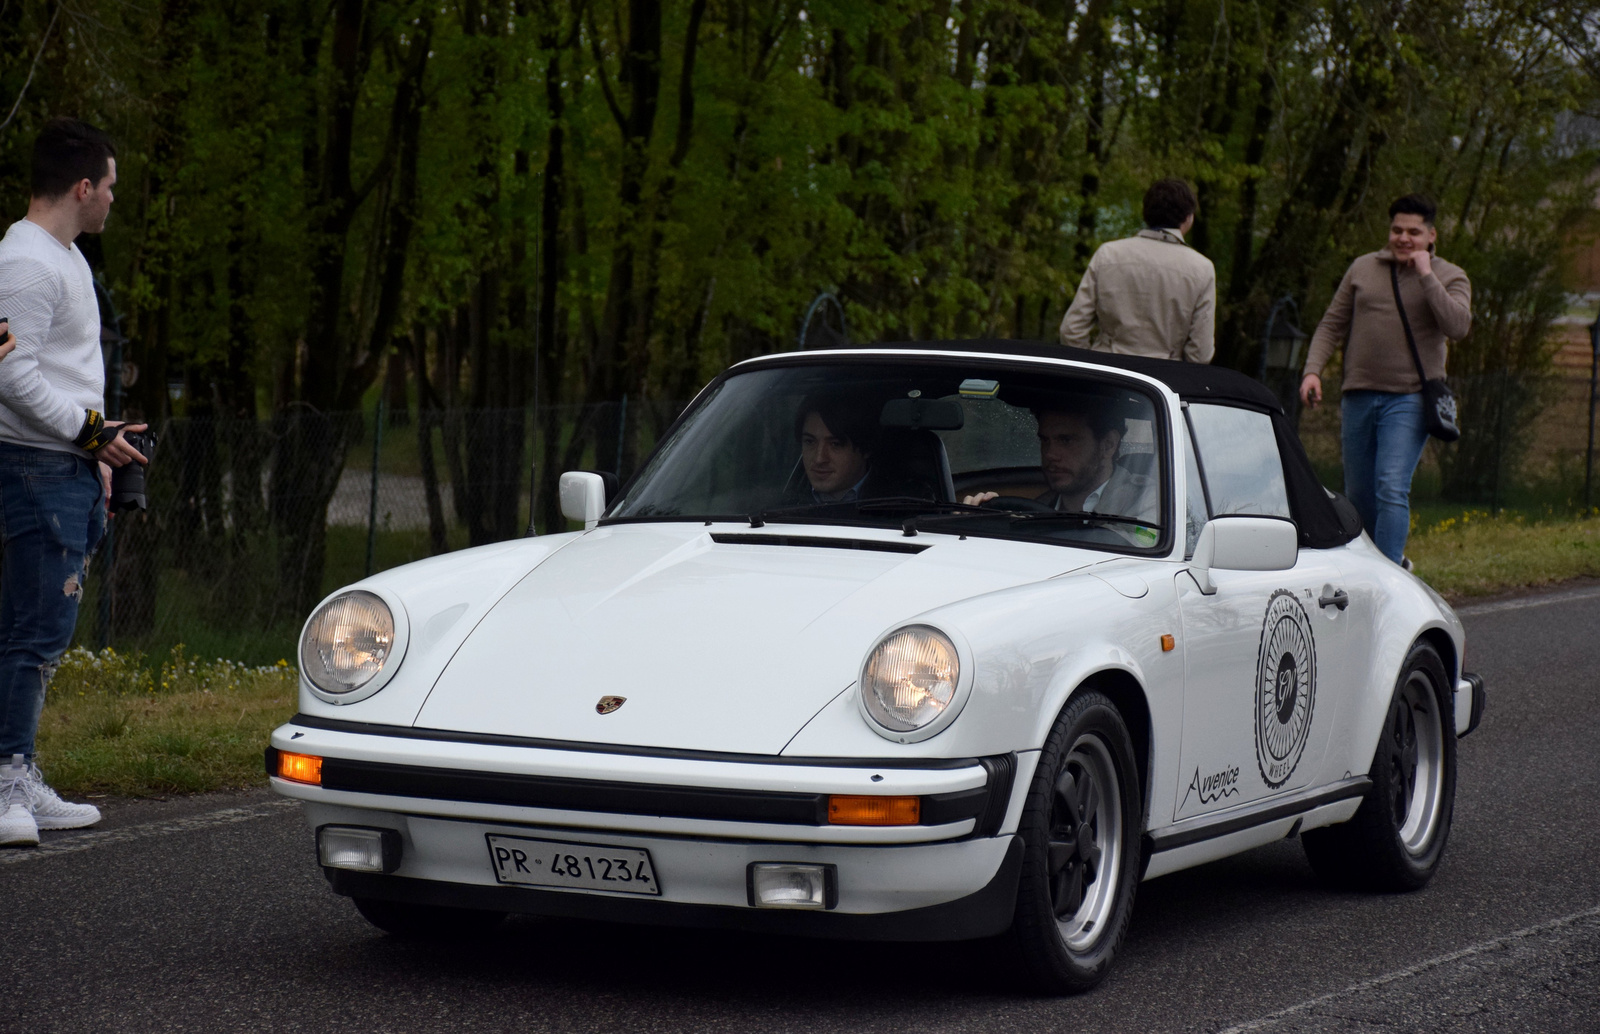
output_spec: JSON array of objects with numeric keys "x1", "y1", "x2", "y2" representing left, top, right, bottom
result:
[{"x1": 4, "y1": 584, "x2": 1599, "y2": 1034}]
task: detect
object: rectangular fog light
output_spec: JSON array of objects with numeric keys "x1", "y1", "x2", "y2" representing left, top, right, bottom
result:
[
  {"x1": 317, "y1": 825, "x2": 402, "y2": 874},
  {"x1": 748, "y1": 863, "x2": 836, "y2": 910}
]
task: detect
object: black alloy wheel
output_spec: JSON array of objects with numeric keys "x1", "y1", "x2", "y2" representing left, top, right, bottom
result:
[
  {"x1": 1302, "y1": 639, "x2": 1456, "y2": 891},
  {"x1": 1008, "y1": 689, "x2": 1143, "y2": 994}
]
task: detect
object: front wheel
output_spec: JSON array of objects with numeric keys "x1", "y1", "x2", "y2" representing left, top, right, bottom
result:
[
  {"x1": 1303, "y1": 640, "x2": 1456, "y2": 891},
  {"x1": 1007, "y1": 689, "x2": 1143, "y2": 994}
]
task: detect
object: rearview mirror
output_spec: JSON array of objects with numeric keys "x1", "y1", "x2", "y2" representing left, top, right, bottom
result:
[
  {"x1": 1190, "y1": 515, "x2": 1298, "y2": 594},
  {"x1": 880, "y1": 397, "x2": 964, "y2": 430},
  {"x1": 559, "y1": 471, "x2": 607, "y2": 530}
]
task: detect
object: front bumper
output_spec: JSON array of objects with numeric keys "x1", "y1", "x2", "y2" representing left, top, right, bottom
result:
[{"x1": 269, "y1": 718, "x2": 1032, "y2": 941}]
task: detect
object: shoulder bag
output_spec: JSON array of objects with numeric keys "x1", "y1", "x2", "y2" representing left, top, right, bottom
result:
[{"x1": 1389, "y1": 261, "x2": 1460, "y2": 443}]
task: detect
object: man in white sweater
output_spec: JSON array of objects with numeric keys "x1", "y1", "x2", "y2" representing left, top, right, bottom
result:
[{"x1": 0, "y1": 119, "x2": 147, "y2": 848}]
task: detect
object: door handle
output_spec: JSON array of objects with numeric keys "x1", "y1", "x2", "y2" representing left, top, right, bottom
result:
[{"x1": 1319, "y1": 589, "x2": 1349, "y2": 611}]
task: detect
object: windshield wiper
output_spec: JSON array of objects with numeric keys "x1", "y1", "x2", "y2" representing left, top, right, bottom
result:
[
  {"x1": 752, "y1": 496, "x2": 979, "y2": 527},
  {"x1": 894, "y1": 506, "x2": 1161, "y2": 537},
  {"x1": 1007, "y1": 509, "x2": 1162, "y2": 531}
]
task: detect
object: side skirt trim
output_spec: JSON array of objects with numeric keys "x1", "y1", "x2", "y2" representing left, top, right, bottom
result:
[{"x1": 1145, "y1": 777, "x2": 1372, "y2": 855}]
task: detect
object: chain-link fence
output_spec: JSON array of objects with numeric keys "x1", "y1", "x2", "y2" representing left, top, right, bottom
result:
[
  {"x1": 1295, "y1": 325, "x2": 1600, "y2": 512},
  {"x1": 75, "y1": 400, "x2": 687, "y2": 665},
  {"x1": 71, "y1": 325, "x2": 1600, "y2": 666}
]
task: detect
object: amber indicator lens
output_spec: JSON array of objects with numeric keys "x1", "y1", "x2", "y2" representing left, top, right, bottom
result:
[
  {"x1": 277, "y1": 751, "x2": 323, "y2": 785},
  {"x1": 827, "y1": 795, "x2": 921, "y2": 826},
  {"x1": 1161, "y1": 634, "x2": 1176, "y2": 652}
]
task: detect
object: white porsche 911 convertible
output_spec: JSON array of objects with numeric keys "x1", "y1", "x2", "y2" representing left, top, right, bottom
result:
[{"x1": 268, "y1": 341, "x2": 1485, "y2": 993}]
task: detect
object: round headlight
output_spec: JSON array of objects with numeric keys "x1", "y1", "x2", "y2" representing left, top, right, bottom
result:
[
  {"x1": 861, "y1": 626, "x2": 961, "y2": 733},
  {"x1": 301, "y1": 591, "x2": 396, "y2": 695}
]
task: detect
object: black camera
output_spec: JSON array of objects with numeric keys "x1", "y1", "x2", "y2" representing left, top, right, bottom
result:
[{"x1": 109, "y1": 430, "x2": 157, "y2": 514}]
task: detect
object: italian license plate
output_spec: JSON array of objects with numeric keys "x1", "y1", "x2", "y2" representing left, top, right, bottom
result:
[{"x1": 486, "y1": 834, "x2": 661, "y2": 896}]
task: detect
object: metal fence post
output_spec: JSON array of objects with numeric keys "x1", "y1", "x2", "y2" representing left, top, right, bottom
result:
[
  {"x1": 614, "y1": 393, "x2": 627, "y2": 476},
  {"x1": 96, "y1": 274, "x2": 126, "y2": 651},
  {"x1": 1587, "y1": 319, "x2": 1598, "y2": 512},
  {"x1": 364, "y1": 398, "x2": 385, "y2": 577}
]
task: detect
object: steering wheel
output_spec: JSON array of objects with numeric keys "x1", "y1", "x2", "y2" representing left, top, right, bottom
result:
[{"x1": 979, "y1": 495, "x2": 1055, "y2": 513}]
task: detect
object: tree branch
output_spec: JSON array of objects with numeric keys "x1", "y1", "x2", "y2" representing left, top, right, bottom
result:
[
  {"x1": 587, "y1": 5, "x2": 628, "y2": 133},
  {"x1": 0, "y1": 1, "x2": 63, "y2": 134}
]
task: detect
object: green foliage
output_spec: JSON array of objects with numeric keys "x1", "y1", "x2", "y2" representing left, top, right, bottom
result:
[{"x1": 1, "y1": 0, "x2": 1598, "y2": 539}]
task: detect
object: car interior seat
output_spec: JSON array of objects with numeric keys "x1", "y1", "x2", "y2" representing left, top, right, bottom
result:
[{"x1": 872, "y1": 429, "x2": 956, "y2": 503}]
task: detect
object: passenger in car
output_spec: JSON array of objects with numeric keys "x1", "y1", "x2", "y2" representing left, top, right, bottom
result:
[
  {"x1": 788, "y1": 394, "x2": 939, "y2": 504},
  {"x1": 789, "y1": 394, "x2": 877, "y2": 503},
  {"x1": 963, "y1": 396, "x2": 1158, "y2": 524}
]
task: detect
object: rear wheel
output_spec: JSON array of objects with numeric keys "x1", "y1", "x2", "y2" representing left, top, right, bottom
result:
[
  {"x1": 1007, "y1": 690, "x2": 1143, "y2": 994},
  {"x1": 1303, "y1": 640, "x2": 1456, "y2": 891},
  {"x1": 352, "y1": 896, "x2": 507, "y2": 939}
]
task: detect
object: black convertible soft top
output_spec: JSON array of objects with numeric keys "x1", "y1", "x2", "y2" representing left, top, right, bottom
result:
[
  {"x1": 865, "y1": 339, "x2": 1282, "y2": 411},
  {"x1": 857, "y1": 339, "x2": 1360, "y2": 550}
]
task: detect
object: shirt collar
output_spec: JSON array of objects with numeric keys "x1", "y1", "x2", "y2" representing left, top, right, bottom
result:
[
  {"x1": 18, "y1": 218, "x2": 73, "y2": 252},
  {"x1": 812, "y1": 468, "x2": 872, "y2": 504},
  {"x1": 1137, "y1": 227, "x2": 1186, "y2": 245},
  {"x1": 1056, "y1": 476, "x2": 1112, "y2": 513}
]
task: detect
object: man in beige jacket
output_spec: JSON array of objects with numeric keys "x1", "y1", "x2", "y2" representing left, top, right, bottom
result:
[{"x1": 1059, "y1": 179, "x2": 1216, "y2": 363}]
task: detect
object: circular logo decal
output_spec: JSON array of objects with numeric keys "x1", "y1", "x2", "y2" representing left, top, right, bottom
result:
[{"x1": 1255, "y1": 590, "x2": 1316, "y2": 788}]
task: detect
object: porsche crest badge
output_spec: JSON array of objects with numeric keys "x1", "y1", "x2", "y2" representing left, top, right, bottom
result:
[{"x1": 595, "y1": 695, "x2": 626, "y2": 715}]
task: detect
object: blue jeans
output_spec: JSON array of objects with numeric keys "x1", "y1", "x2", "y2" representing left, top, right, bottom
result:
[
  {"x1": 0, "y1": 444, "x2": 105, "y2": 759},
  {"x1": 1341, "y1": 391, "x2": 1428, "y2": 564}
]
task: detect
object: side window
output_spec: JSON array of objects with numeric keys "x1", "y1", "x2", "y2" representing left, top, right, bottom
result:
[
  {"x1": 1182, "y1": 416, "x2": 1209, "y2": 559},
  {"x1": 1187, "y1": 404, "x2": 1291, "y2": 519}
]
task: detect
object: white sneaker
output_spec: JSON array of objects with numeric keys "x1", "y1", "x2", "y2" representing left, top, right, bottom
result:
[
  {"x1": 0, "y1": 755, "x2": 39, "y2": 848},
  {"x1": 23, "y1": 760, "x2": 101, "y2": 830}
]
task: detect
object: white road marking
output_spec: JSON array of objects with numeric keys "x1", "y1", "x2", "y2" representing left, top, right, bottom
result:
[
  {"x1": 1214, "y1": 901, "x2": 1600, "y2": 1033},
  {"x1": 1455, "y1": 584, "x2": 1600, "y2": 618},
  {"x1": 0, "y1": 799, "x2": 298, "y2": 867}
]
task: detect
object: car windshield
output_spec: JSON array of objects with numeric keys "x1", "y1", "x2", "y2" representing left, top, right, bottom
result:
[{"x1": 607, "y1": 357, "x2": 1168, "y2": 552}]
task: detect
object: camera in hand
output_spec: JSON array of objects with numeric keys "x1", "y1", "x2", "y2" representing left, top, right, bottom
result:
[{"x1": 110, "y1": 430, "x2": 157, "y2": 514}]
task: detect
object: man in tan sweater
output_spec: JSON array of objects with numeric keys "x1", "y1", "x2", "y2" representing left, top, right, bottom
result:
[
  {"x1": 1059, "y1": 179, "x2": 1215, "y2": 363},
  {"x1": 1300, "y1": 194, "x2": 1472, "y2": 566}
]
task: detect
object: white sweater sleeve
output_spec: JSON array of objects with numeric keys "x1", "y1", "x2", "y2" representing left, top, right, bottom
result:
[{"x1": 0, "y1": 255, "x2": 87, "y2": 441}]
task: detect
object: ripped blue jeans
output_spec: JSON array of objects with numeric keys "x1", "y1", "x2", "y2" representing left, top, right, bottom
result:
[{"x1": 0, "y1": 443, "x2": 105, "y2": 759}]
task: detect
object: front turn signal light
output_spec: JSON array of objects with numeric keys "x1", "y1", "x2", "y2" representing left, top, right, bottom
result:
[
  {"x1": 827, "y1": 794, "x2": 920, "y2": 826},
  {"x1": 277, "y1": 751, "x2": 323, "y2": 785}
]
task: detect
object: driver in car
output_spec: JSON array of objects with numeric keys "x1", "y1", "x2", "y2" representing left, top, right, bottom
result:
[{"x1": 964, "y1": 395, "x2": 1158, "y2": 524}]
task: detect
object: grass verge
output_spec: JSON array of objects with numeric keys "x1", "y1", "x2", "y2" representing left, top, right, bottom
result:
[
  {"x1": 1406, "y1": 509, "x2": 1600, "y2": 599},
  {"x1": 33, "y1": 646, "x2": 297, "y2": 798}
]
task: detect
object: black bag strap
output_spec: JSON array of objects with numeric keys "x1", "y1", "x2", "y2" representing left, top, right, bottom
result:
[{"x1": 1389, "y1": 261, "x2": 1431, "y2": 385}]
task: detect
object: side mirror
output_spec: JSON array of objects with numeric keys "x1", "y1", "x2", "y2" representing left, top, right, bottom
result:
[
  {"x1": 559, "y1": 471, "x2": 607, "y2": 530},
  {"x1": 1190, "y1": 515, "x2": 1298, "y2": 594}
]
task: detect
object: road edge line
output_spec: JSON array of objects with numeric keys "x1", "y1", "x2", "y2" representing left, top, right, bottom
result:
[
  {"x1": 0, "y1": 799, "x2": 299, "y2": 867},
  {"x1": 1213, "y1": 902, "x2": 1600, "y2": 1033},
  {"x1": 1454, "y1": 584, "x2": 1600, "y2": 618}
]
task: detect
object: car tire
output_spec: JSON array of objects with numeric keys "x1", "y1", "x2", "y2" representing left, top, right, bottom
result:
[
  {"x1": 1302, "y1": 640, "x2": 1456, "y2": 891},
  {"x1": 352, "y1": 896, "x2": 508, "y2": 939},
  {"x1": 1007, "y1": 689, "x2": 1143, "y2": 994}
]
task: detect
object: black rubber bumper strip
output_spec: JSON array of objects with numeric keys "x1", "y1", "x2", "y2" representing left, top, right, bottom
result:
[
  {"x1": 274, "y1": 750, "x2": 1009, "y2": 831},
  {"x1": 285, "y1": 713, "x2": 983, "y2": 769},
  {"x1": 1460, "y1": 671, "x2": 1486, "y2": 737},
  {"x1": 326, "y1": 835, "x2": 1023, "y2": 942}
]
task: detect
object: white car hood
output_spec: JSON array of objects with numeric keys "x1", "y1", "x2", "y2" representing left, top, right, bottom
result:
[{"x1": 412, "y1": 523, "x2": 1100, "y2": 754}]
